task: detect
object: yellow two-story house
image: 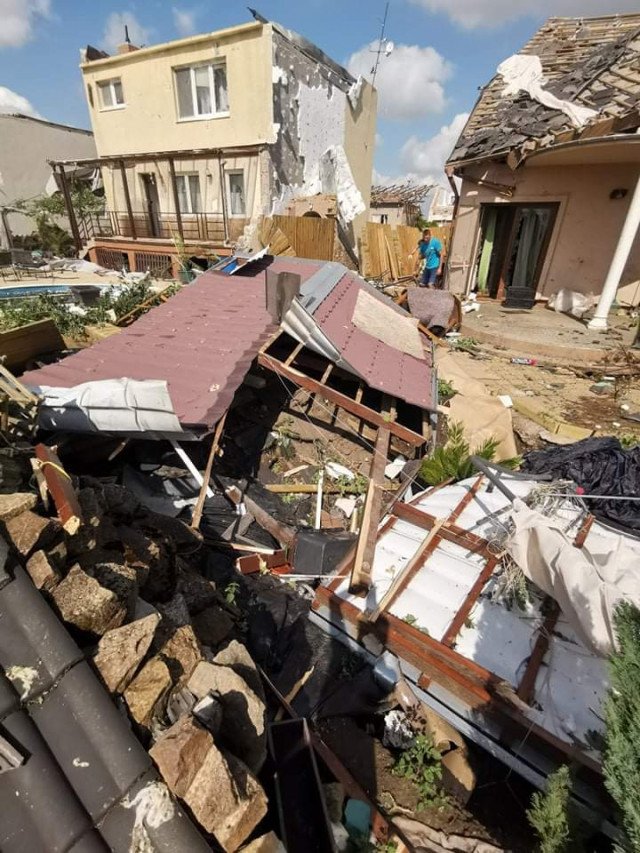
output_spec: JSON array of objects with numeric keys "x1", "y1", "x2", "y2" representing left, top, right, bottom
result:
[{"x1": 53, "y1": 12, "x2": 376, "y2": 276}]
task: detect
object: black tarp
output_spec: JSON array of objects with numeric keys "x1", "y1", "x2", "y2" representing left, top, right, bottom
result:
[{"x1": 521, "y1": 437, "x2": 640, "y2": 533}]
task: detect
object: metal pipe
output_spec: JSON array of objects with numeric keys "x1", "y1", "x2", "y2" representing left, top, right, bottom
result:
[
  {"x1": 170, "y1": 440, "x2": 214, "y2": 498},
  {"x1": 469, "y1": 456, "x2": 517, "y2": 501}
]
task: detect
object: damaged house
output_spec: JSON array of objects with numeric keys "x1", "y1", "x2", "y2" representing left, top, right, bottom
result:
[
  {"x1": 445, "y1": 14, "x2": 640, "y2": 326},
  {"x1": 53, "y1": 11, "x2": 376, "y2": 277}
]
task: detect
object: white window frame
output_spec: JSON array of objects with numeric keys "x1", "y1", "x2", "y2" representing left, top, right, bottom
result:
[
  {"x1": 225, "y1": 169, "x2": 246, "y2": 218},
  {"x1": 175, "y1": 173, "x2": 202, "y2": 215},
  {"x1": 174, "y1": 62, "x2": 229, "y2": 122},
  {"x1": 97, "y1": 78, "x2": 125, "y2": 111}
]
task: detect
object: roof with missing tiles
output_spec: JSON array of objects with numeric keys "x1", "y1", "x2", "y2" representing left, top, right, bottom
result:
[{"x1": 448, "y1": 14, "x2": 640, "y2": 167}]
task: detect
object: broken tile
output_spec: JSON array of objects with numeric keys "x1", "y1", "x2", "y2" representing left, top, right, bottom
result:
[
  {"x1": 0, "y1": 492, "x2": 37, "y2": 522},
  {"x1": 188, "y1": 661, "x2": 266, "y2": 773},
  {"x1": 52, "y1": 564, "x2": 126, "y2": 636},
  {"x1": 25, "y1": 550, "x2": 60, "y2": 592},
  {"x1": 93, "y1": 613, "x2": 160, "y2": 693}
]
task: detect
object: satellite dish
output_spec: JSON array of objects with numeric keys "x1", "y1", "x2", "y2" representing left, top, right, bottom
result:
[{"x1": 385, "y1": 40, "x2": 394, "y2": 56}]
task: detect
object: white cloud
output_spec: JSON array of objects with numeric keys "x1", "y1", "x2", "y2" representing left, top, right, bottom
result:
[
  {"x1": 0, "y1": 86, "x2": 41, "y2": 117},
  {"x1": 172, "y1": 7, "x2": 197, "y2": 37},
  {"x1": 102, "y1": 11, "x2": 151, "y2": 54},
  {"x1": 347, "y1": 42, "x2": 452, "y2": 120},
  {"x1": 401, "y1": 112, "x2": 469, "y2": 182},
  {"x1": 0, "y1": 0, "x2": 50, "y2": 49},
  {"x1": 409, "y1": 0, "x2": 640, "y2": 28}
]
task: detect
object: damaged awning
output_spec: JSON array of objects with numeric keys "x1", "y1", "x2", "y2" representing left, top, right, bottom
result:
[{"x1": 312, "y1": 472, "x2": 640, "y2": 813}]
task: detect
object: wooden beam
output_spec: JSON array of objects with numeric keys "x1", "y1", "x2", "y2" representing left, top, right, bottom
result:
[
  {"x1": 167, "y1": 157, "x2": 184, "y2": 241},
  {"x1": 225, "y1": 484, "x2": 295, "y2": 547},
  {"x1": 191, "y1": 412, "x2": 227, "y2": 531},
  {"x1": 320, "y1": 363, "x2": 333, "y2": 385},
  {"x1": 119, "y1": 159, "x2": 136, "y2": 241},
  {"x1": 366, "y1": 517, "x2": 445, "y2": 621},
  {"x1": 441, "y1": 557, "x2": 499, "y2": 647},
  {"x1": 284, "y1": 342, "x2": 304, "y2": 367},
  {"x1": 349, "y1": 425, "x2": 391, "y2": 593},
  {"x1": 258, "y1": 352, "x2": 425, "y2": 447},
  {"x1": 392, "y1": 501, "x2": 491, "y2": 557},
  {"x1": 57, "y1": 165, "x2": 82, "y2": 253},
  {"x1": 516, "y1": 602, "x2": 560, "y2": 704},
  {"x1": 34, "y1": 444, "x2": 82, "y2": 534}
]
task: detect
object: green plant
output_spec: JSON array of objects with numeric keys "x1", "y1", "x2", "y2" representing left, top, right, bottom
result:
[
  {"x1": 420, "y1": 422, "x2": 520, "y2": 486},
  {"x1": 620, "y1": 434, "x2": 639, "y2": 449},
  {"x1": 403, "y1": 614, "x2": 418, "y2": 626},
  {"x1": 223, "y1": 581, "x2": 240, "y2": 606},
  {"x1": 526, "y1": 765, "x2": 572, "y2": 853},
  {"x1": 393, "y1": 733, "x2": 447, "y2": 811},
  {"x1": 437, "y1": 378, "x2": 456, "y2": 403},
  {"x1": 604, "y1": 601, "x2": 640, "y2": 851}
]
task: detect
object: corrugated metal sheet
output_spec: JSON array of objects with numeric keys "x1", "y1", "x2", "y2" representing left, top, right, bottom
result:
[{"x1": 22, "y1": 271, "x2": 279, "y2": 432}]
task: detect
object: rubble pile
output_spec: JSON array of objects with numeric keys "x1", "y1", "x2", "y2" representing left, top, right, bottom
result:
[{"x1": 0, "y1": 477, "x2": 276, "y2": 852}]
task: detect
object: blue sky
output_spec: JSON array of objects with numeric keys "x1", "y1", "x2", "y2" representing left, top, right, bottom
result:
[{"x1": 0, "y1": 0, "x2": 633, "y2": 185}]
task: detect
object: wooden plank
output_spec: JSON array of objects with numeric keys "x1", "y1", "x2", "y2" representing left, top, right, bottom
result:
[
  {"x1": 441, "y1": 557, "x2": 499, "y2": 647},
  {"x1": 350, "y1": 425, "x2": 391, "y2": 592},
  {"x1": 191, "y1": 412, "x2": 227, "y2": 531},
  {"x1": 34, "y1": 444, "x2": 82, "y2": 534},
  {"x1": 320, "y1": 363, "x2": 333, "y2": 385},
  {"x1": 516, "y1": 602, "x2": 560, "y2": 704},
  {"x1": 258, "y1": 351, "x2": 425, "y2": 447},
  {"x1": 392, "y1": 501, "x2": 491, "y2": 557},
  {"x1": 0, "y1": 319, "x2": 64, "y2": 371},
  {"x1": 0, "y1": 363, "x2": 39, "y2": 404},
  {"x1": 366, "y1": 517, "x2": 446, "y2": 621},
  {"x1": 285, "y1": 342, "x2": 304, "y2": 367}
]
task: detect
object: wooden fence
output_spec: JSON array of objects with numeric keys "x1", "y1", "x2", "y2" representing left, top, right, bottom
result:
[
  {"x1": 359, "y1": 222, "x2": 452, "y2": 281},
  {"x1": 261, "y1": 215, "x2": 335, "y2": 261}
]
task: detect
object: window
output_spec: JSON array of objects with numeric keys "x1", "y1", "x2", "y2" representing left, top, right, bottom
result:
[
  {"x1": 98, "y1": 78, "x2": 125, "y2": 109},
  {"x1": 176, "y1": 174, "x2": 202, "y2": 214},
  {"x1": 226, "y1": 171, "x2": 246, "y2": 216},
  {"x1": 174, "y1": 63, "x2": 228, "y2": 120}
]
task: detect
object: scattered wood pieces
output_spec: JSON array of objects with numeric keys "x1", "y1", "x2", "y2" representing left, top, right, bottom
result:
[{"x1": 34, "y1": 444, "x2": 82, "y2": 534}]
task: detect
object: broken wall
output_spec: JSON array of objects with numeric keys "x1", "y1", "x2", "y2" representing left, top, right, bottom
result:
[
  {"x1": 448, "y1": 160, "x2": 640, "y2": 298},
  {"x1": 268, "y1": 30, "x2": 376, "y2": 246}
]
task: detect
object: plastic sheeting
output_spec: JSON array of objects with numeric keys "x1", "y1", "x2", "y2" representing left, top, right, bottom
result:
[
  {"x1": 522, "y1": 437, "x2": 640, "y2": 533},
  {"x1": 508, "y1": 499, "x2": 640, "y2": 656},
  {"x1": 497, "y1": 54, "x2": 598, "y2": 129}
]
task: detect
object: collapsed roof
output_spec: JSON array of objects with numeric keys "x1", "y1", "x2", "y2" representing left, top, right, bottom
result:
[
  {"x1": 447, "y1": 14, "x2": 640, "y2": 168},
  {"x1": 22, "y1": 258, "x2": 435, "y2": 438}
]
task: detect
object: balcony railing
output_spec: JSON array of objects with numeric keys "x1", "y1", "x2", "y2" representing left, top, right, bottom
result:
[{"x1": 78, "y1": 210, "x2": 227, "y2": 244}]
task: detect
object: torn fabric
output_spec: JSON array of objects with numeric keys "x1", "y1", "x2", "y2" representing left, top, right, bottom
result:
[
  {"x1": 497, "y1": 54, "x2": 598, "y2": 129},
  {"x1": 507, "y1": 499, "x2": 640, "y2": 656}
]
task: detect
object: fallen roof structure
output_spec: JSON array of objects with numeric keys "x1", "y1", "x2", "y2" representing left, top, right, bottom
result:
[
  {"x1": 312, "y1": 471, "x2": 640, "y2": 829},
  {"x1": 21, "y1": 257, "x2": 436, "y2": 446}
]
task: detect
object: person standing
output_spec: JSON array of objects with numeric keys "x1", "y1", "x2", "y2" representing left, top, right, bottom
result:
[{"x1": 414, "y1": 228, "x2": 444, "y2": 287}]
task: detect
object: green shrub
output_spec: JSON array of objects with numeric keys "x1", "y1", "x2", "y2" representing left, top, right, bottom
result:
[
  {"x1": 420, "y1": 422, "x2": 520, "y2": 486},
  {"x1": 527, "y1": 765, "x2": 572, "y2": 853},
  {"x1": 393, "y1": 733, "x2": 447, "y2": 810},
  {"x1": 604, "y1": 601, "x2": 640, "y2": 851}
]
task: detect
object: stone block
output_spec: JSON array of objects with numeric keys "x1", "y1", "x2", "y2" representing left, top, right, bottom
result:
[
  {"x1": 159, "y1": 625, "x2": 203, "y2": 685},
  {"x1": 188, "y1": 662, "x2": 266, "y2": 773},
  {"x1": 124, "y1": 657, "x2": 172, "y2": 726},
  {"x1": 52, "y1": 564, "x2": 126, "y2": 636},
  {"x1": 5, "y1": 511, "x2": 59, "y2": 557},
  {"x1": 213, "y1": 640, "x2": 264, "y2": 702},
  {"x1": 93, "y1": 613, "x2": 160, "y2": 693},
  {"x1": 241, "y1": 833, "x2": 286, "y2": 853},
  {"x1": 0, "y1": 492, "x2": 37, "y2": 521},
  {"x1": 25, "y1": 550, "x2": 60, "y2": 592},
  {"x1": 192, "y1": 606, "x2": 234, "y2": 649}
]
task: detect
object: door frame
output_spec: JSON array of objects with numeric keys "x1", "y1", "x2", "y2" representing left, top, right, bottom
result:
[{"x1": 140, "y1": 172, "x2": 162, "y2": 238}]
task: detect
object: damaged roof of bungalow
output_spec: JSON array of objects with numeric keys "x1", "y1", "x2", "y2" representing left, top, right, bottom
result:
[
  {"x1": 447, "y1": 14, "x2": 640, "y2": 168},
  {"x1": 22, "y1": 257, "x2": 435, "y2": 436},
  {"x1": 313, "y1": 473, "x2": 640, "y2": 824}
]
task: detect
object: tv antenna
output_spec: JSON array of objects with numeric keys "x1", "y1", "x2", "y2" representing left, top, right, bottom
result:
[{"x1": 370, "y1": 2, "x2": 392, "y2": 87}]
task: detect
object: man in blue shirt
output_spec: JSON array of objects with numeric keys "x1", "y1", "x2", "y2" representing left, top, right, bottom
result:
[{"x1": 415, "y1": 228, "x2": 443, "y2": 287}]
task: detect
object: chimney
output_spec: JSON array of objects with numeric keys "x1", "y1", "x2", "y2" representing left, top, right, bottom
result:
[{"x1": 117, "y1": 24, "x2": 140, "y2": 55}]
